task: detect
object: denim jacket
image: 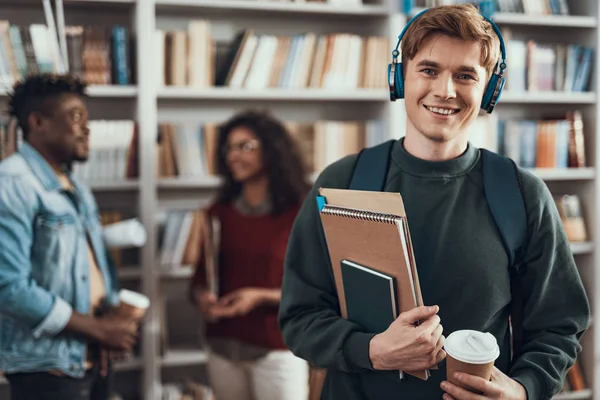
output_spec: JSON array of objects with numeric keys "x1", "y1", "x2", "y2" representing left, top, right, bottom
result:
[{"x1": 0, "y1": 142, "x2": 120, "y2": 378}]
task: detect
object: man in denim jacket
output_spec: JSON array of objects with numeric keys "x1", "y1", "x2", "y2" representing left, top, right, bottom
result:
[{"x1": 0, "y1": 74, "x2": 139, "y2": 400}]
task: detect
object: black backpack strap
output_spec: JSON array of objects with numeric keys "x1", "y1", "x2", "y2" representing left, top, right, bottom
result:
[
  {"x1": 480, "y1": 148, "x2": 528, "y2": 362},
  {"x1": 349, "y1": 140, "x2": 395, "y2": 191}
]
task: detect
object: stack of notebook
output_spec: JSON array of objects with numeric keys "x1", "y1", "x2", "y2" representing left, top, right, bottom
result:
[{"x1": 316, "y1": 187, "x2": 429, "y2": 380}]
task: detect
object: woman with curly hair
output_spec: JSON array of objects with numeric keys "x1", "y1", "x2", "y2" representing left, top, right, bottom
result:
[{"x1": 189, "y1": 109, "x2": 311, "y2": 400}]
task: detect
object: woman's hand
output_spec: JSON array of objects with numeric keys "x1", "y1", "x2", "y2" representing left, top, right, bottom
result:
[
  {"x1": 193, "y1": 289, "x2": 222, "y2": 322},
  {"x1": 217, "y1": 288, "x2": 267, "y2": 317}
]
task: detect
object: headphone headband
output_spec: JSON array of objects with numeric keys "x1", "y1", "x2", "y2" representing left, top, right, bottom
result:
[{"x1": 392, "y1": 8, "x2": 506, "y2": 66}]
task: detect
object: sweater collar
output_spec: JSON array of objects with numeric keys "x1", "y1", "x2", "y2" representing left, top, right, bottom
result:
[{"x1": 391, "y1": 137, "x2": 479, "y2": 178}]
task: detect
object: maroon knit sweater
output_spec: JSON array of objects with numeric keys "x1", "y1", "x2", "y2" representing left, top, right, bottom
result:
[{"x1": 191, "y1": 201, "x2": 301, "y2": 350}]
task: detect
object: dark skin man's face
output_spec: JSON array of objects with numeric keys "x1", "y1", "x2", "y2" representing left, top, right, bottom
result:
[{"x1": 28, "y1": 93, "x2": 90, "y2": 166}]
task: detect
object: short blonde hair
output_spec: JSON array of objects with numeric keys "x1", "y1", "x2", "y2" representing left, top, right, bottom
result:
[{"x1": 401, "y1": 4, "x2": 501, "y2": 79}]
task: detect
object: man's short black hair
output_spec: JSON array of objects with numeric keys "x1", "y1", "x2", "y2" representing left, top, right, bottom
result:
[{"x1": 8, "y1": 73, "x2": 87, "y2": 139}]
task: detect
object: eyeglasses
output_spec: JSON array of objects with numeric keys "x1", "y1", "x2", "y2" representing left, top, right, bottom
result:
[{"x1": 223, "y1": 140, "x2": 260, "y2": 154}]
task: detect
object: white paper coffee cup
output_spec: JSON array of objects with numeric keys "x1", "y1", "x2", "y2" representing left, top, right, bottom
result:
[
  {"x1": 116, "y1": 289, "x2": 150, "y2": 321},
  {"x1": 444, "y1": 330, "x2": 500, "y2": 392},
  {"x1": 103, "y1": 218, "x2": 147, "y2": 249}
]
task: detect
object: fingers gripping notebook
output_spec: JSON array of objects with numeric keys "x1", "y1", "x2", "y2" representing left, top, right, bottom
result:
[{"x1": 317, "y1": 187, "x2": 429, "y2": 381}]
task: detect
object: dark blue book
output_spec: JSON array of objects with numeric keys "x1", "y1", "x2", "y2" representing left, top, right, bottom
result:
[{"x1": 341, "y1": 259, "x2": 398, "y2": 333}]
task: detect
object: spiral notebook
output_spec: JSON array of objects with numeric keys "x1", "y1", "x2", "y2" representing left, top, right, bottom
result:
[{"x1": 317, "y1": 187, "x2": 429, "y2": 381}]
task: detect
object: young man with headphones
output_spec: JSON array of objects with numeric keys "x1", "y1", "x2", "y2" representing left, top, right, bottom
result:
[{"x1": 278, "y1": 3, "x2": 590, "y2": 400}]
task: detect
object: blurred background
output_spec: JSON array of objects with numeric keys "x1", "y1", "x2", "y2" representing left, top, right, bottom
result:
[{"x1": 0, "y1": 0, "x2": 597, "y2": 399}]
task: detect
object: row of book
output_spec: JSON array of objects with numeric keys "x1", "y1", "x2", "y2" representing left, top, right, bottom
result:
[
  {"x1": 156, "y1": 22, "x2": 389, "y2": 90},
  {"x1": 158, "y1": 210, "x2": 204, "y2": 268},
  {"x1": 468, "y1": 111, "x2": 586, "y2": 170},
  {"x1": 0, "y1": 22, "x2": 132, "y2": 88},
  {"x1": 71, "y1": 120, "x2": 139, "y2": 182},
  {"x1": 0, "y1": 119, "x2": 140, "y2": 180},
  {"x1": 412, "y1": 0, "x2": 570, "y2": 15},
  {"x1": 157, "y1": 120, "x2": 387, "y2": 180},
  {"x1": 502, "y1": 35, "x2": 593, "y2": 93}
]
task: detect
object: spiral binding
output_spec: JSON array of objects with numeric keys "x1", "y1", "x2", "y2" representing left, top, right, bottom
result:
[{"x1": 321, "y1": 205, "x2": 403, "y2": 225}]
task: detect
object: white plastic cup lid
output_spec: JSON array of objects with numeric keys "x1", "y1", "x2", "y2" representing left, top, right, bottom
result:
[
  {"x1": 119, "y1": 289, "x2": 150, "y2": 309},
  {"x1": 444, "y1": 330, "x2": 500, "y2": 364}
]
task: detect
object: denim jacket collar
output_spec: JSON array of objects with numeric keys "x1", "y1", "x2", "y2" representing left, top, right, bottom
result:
[{"x1": 19, "y1": 142, "x2": 67, "y2": 192}]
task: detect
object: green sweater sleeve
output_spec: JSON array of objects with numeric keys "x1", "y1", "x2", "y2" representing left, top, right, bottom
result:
[
  {"x1": 278, "y1": 155, "x2": 378, "y2": 372},
  {"x1": 509, "y1": 170, "x2": 591, "y2": 399}
]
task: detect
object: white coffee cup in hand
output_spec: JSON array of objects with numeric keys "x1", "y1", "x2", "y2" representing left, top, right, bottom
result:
[{"x1": 103, "y1": 218, "x2": 147, "y2": 249}]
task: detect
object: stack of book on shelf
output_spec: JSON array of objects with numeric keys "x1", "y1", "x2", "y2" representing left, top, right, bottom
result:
[
  {"x1": 0, "y1": 21, "x2": 133, "y2": 87},
  {"x1": 498, "y1": 111, "x2": 586, "y2": 170},
  {"x1": 157, "y1": 123, "x2": 219, "y2": 179},
  {"x1": 467, "y1": 111, "x2": 586, "y2": 170},
  {"x1": 156, "y1": 120, "x2": 387, "y2": 180},
  {"x1": 71, "y1": 120, "x2": 139, "y2": 182},
  {"x1": 156, "y1": 22, "x2": 389, "y2": 90},
  {"x1": 155, "y1": 20, "x2": 213, "y2": 88},
  {"x1": 502, "y1": 33, "x2": 594, "y2": 94},
  {"x1": 286, "y1": 120, "x2": 387, "y2": 174},
  {"x1": 157, "y1": 210, "x2": 204, "y2": 270}
]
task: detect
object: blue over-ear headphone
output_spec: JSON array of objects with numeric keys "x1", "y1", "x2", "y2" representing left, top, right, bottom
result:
[{"x1": 388, "y1": 8, "x2": 507, "y2": 114}]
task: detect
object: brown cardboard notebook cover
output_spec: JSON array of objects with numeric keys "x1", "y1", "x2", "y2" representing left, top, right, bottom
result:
[{"x1": 318, "y1": 188, "x2": 429, "y2": 380}]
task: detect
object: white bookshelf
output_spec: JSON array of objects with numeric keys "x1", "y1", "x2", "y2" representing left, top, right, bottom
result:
[
  {"x1": 0, "y1": 85, "x2": 138, "y2": 98},
  {"x1": 0, "y1": 1, "x2": 597, "y2": 399},
  {"x1": 410, "y1": 6, "x2": 598, "y2": 28},
  {"x1": 499, "y1": 92, "x2": 597, "y2": 104},
  {"x1": 157, "y1": 87, "x2": 389, "y2": 101},
  {"x1": 155, "y1": 0, "x2": 390, "y2": 16}
]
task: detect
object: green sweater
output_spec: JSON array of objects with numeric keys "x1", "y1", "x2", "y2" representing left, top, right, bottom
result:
[{"x1": 278, "y1": 139, "x2": 590, "y2": 400}]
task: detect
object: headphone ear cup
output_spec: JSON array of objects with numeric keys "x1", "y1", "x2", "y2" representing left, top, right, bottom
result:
[
  {"x1": 388, "y1": 63, "x2": 396, "y2": 101},
  {"x1": 395, "y1": 62, "x2": 404, "y2": 99},
  {"x1": 481, "y1": 74, "x2": 499, "y2": 111}
]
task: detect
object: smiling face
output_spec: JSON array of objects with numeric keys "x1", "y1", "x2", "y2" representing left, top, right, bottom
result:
[
  {"x1": 224, "y1": 126, "x2": 265, "y2": 183},
  {"x1": 404, "y1": 33, "x2": 488, "y2": 145}
]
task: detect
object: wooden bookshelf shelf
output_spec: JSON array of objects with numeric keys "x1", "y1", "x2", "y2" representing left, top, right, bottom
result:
[
  {"x1": 157, "y1": 87, "x2": 388, "y2": 102},
  {"x1": 492, "y1": 13, "x2": 597, "y2": 28},
  {"x1": 2, "y1": 0, "x2": 135, "y2": 6},
  {"x1": 157, "y1": 176, "x2": 221, "y2": 189},
  {"x1": 88, "y1": 180, "x2": 140, "y2": 191},
  {"x1": 553, "y1": 389, "x2": 593, "y2": 400},
  {"x1": 160, "y1": 349, "x2": 208, "y2": 367},
  {"x1": 160, "y1": 266, "x2": 194, "y2": 279},
  {"x1": 0, "y1": 85, "x2": 138, "y2": 98},
  {"x1": 571, "y1": 242, "x2": 595, "y2": 255},
  {"x1": 114, "y1": 356, "x2": 143, "y2": 372},
  {"x1": 530, "y1": 168, "x2": 595, "y2": 181},
  {"x1": 410, "y1": 8, "x2": 597, "y2": 28},
  {"x1": 117, "y1": 267, "x2": 142, "y2": 280},
  {"x1": 157, "y1": 89, "x2": 596, "y2": 104},
  {"x1": 500, "y1": 92, "x2": 596, "y2": 104},
  {"x1": 85, "y1": 85, "x2": 138, "y2": 97},
  {"x1": 155, "y1": 0, "x2": 389, "y2": 17}
]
